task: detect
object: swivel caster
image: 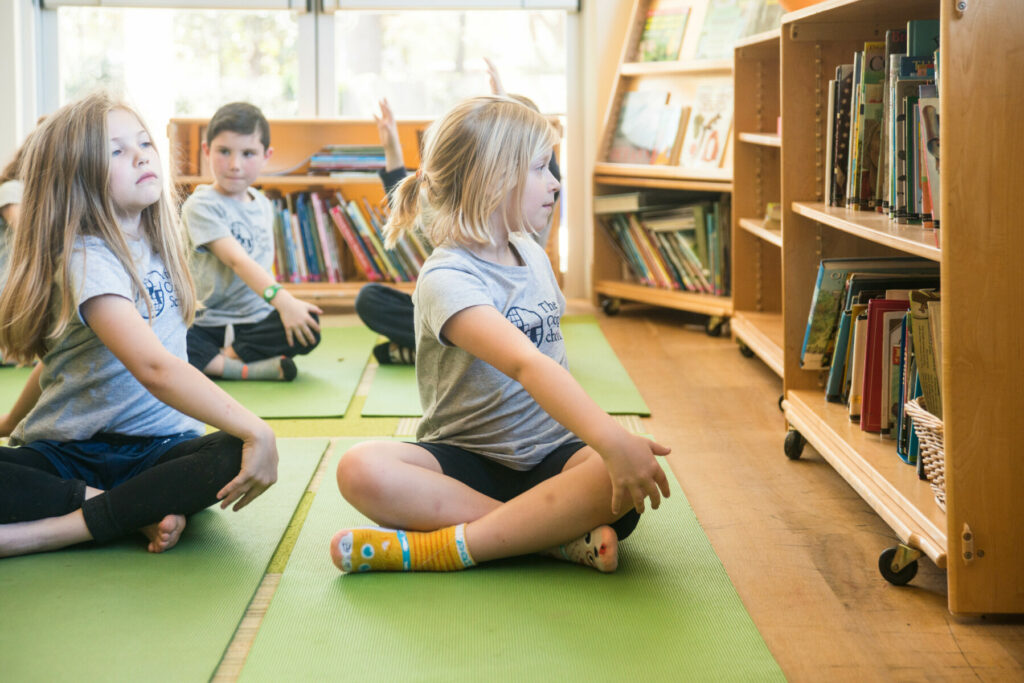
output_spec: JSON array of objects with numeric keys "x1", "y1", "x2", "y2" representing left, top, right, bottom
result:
[
  {"x1": 705, "y1": 315, "x2": 725, "y2": 337},
  {"x1": 878, "y1": 544, "x2": 921, "y2": 586},
  {"x1": 778, "y1": 394, "x2": 785, "y2": 412},
  {"x1": 738, "y1": 342, "x2": 755, "y2": 358},
  {"x1": 783, "y1": 429, "x2": 805, "y2": 460},
  {"x1": 600, "y1": 297, "x2": 621, "y2": 316}
]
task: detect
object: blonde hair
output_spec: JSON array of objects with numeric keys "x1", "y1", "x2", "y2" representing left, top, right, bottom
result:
[
  {"x1": 384, "y1": 95, "x2": 557, "y2": 249},
  {"x1": 0, "y1": 91, "x2": 196, "y2": 365}
]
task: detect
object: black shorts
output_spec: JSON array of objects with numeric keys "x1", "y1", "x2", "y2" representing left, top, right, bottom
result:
[{"x1": 414, "y1": 440, "x2": 640, "y2": 540}]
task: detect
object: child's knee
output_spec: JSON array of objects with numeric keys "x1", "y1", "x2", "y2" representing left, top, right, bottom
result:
[{"x1": 336, "y1": 443, "x2": 379, "y2": 501}]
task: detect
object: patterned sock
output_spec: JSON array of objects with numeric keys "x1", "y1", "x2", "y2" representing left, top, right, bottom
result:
[
  {"x1": 541, "y1": 525, "x2": 619, "y2": 573},
  {"x1": 330, "y1": 524, "x2": 475, "y2": 573},
  {"x1": 219, "y1": 356, "x2": 296, "y2": 381},
  {"x1": 373, "y1": 342, "x2": 415, "y2": 365}
]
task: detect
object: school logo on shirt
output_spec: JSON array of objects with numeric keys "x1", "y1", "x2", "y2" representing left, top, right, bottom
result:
[
  {"x1": 230, "y1": 221, "x2": 255, "y2": 253},
  {"x1": 506, "y1": 306, "x2": 544, "y2": 347},
  {"x1": 140, "y1": 269, "x2": 178, "y2": 319}
]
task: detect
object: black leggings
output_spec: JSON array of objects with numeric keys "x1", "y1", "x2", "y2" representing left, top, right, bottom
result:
[
  {"x1": 187, "y1": 310, "x2": 321, "y2": 371},
  {"x1": 0, "y1": 431, "x2": 242, "y2": 543}
]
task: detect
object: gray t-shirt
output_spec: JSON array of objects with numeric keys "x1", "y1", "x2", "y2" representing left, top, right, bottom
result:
[
  {"x1": 412, "y1": 233, "x2": 574, "y2": 470},
  {"x1": 181, "y1": 184, "x2": 274, "y2": 326},
  {"x1": 11, "y1": 235, "x2": 203, "y2": 444}
]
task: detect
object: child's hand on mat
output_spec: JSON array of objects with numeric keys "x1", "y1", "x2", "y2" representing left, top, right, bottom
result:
[
  {"x1": 273, "y1": 290, "x2": 323, "y2": 347},
  {"x1": 603, "y1": 434, "x2": 671, "y2": 515},
  {"x1": 218, "y1": 425, "x2": 278, "y2": 511}
]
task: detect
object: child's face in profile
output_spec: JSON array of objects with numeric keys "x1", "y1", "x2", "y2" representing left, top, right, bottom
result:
[
  {"x1": 519, "y1": 150, "x2": 560, "y2": 233},
  {"x1": 204, "y1": 130, "x2": 272, "y2": 201}
]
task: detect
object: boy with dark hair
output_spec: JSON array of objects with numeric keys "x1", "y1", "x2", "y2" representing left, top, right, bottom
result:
[{"x1": 182, "y1": 102, "x2": 322, "y2": 381}]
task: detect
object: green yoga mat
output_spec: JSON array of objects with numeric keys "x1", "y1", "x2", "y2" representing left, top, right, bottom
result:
[
  {"x1": 0, "y1": 438, "x2": 327, "y2": 683},
  {"x1": 0, "y1": 365, "x2": 34, "y2": 414},
  {"x1": 240, "y1": 440, "x2": 782, "y2": 682},
  {"x1": 361, "y1": 315, "x2": 650, "y2": 417},
  {"x1": 217, "y1": 325, "x2": 378, "y2": 419}
]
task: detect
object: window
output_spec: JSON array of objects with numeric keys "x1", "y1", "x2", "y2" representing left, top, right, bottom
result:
[
  {"x1": 57, "y1": 6, "x2": 299, "y2": 163},
  {"x1": 333, "y1": 10, "x2": 566, "y2": 118}
]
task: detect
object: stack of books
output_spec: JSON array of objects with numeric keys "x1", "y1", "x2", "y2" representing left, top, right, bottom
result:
[
  {"x1": 308, "y1": 145, "x2": 387, "y2": 178},
  {"x1": 269, "y1": 190, "x2": 431, "y2": 284}
]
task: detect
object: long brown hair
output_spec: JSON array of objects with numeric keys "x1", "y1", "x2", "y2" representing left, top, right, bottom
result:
[
  {"x1": 0, "y1": 92, "x2": 196, "y2": 364},
  {"x1": 384, "y1": 95, "x2": 557, "y2": 249}
]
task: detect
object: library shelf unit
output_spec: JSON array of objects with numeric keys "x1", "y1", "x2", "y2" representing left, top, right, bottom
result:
[
  {"x1": 778, "y1": 0, "x2": 1024, "y2": 614},
  {"x1": 167, "y1": 117, "x2": 428, "y2": 307},
  {"x1": 592, "y1": 0, "x2": 734, "y2": 331},
  {"x1": 169, "y1": 117, "x2": 564, "y2": 306},
  {"x1": 731, "y1": 28, "x2": 783, "y2": 376}
]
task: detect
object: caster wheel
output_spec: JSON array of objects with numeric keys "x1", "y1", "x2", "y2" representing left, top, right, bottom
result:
[
  {"x1": 784, "y1": 429, "x2": 805, "y2": 460},
  {"x1": 879, "y1": 546, "x2": 919, "y2": 586},
  {"x1": 601, "y1": 297, "x2": 621, "y2": 316},
  {"x1": 778, "y1": 394, "x2": 785, "y2": 412},
  {"x1": 705, "y1": 316, "x2": 724, "y2": 337},
  {"x1": 738, "y1": 343, "x2": 755, "y2": 358}
]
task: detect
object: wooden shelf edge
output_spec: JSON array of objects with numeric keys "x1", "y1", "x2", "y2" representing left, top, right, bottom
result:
[
  {"x1": 791, "y1": 201, "x2": 941, "y2": 262},
  {"x1": 283, "y1": 281, "x2": 413, "y2": 306},
  {"x1": 738, "y1": 132, "x2": 781, "y2": 147},
  {"x1": 593, "y1": 162, "x2": 732, "y2": 185},
  {"x1": 734, "y1": 27, "x2": 782, "y2": 49},
  {"x1": 595, "y1": 280, "x2": 732, "y2": 317},
  {"x1": 172, "y1": 175, "x2": 385, "y2": 188},
  {"x1": 731, "y1": 312, "x2": 784, "y2": 377},
  {"x1": 783, "y1": 389, "x2": 947, "y2": 567},
  {"x1": 620, "y1": 59, "x2": 733, "y2": 76},
  {"x1": 738, "y1": 217, "x2": 782, "y2": 247}
]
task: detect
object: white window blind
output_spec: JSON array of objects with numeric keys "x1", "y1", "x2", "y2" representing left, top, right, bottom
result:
[
  {"x1": 321, "y1": 1, "x2": 576, "y2": 11},
  {"x1": 42, "y1": 1, "x2": 306, "y2": 10}
]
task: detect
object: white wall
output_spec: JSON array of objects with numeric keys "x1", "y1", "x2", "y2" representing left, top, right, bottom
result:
[{"x1": 563, "y1": 0, "x2": 631, "y2": 299}]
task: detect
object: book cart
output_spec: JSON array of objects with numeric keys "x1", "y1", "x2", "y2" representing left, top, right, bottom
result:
[
  {"x1": 168, "y1": 118, "x2": 564, "y2": 307},
  {"x1": 730, "y1": 28, "x2": 783, "y2": 377},
  {"x1": 778, "y1": 0, "x2": 1024, "y2": 613},
  {"x1": 593, "y1": 0, "x2": 734, "y2": 335}
]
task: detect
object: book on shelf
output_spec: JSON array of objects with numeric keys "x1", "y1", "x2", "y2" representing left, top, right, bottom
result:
[
  {"x1": 847, "y1": 41, "x2": 885, "y2": 210},
  {"x1": 882, "y1": 309, "x2": 906, "y2": 438},
  {"x1": 908, "y1": 289, "x2": 942, "y2": 418},
  {"x1": 847, "y1": 311, "x2": 869, "y2": 419},
  {"x1": 678, "y1": 82, "x2": 733, "y2": 170},
  {"x1": 800, "y1": 257, "x2": 939, "y2": 371},
  {"x1": 917, "y1": 89, "x2": 940, "y2": 227},
  {"x1": 308, "y1": 144, "x2": 386, "y2": 173},
  {"x1": 876, "y1": 29, "x2": 907, "y2": 212},
  {"x1": 652, "y1": 105, "x2": 691, "y2": 166},
  {"x1": 607, "y1": 90, "x2": 672, "y2": 164},
  {"x1": 860, "y1": 297, "x2": 911, "y2": 433},
  {"x1": 636, "y1": 0, "x2": 692, "y2": 62},
  {"x1": 827, "y1": 64, "x2": 854, "y2": 206},
  {"x1": 907, "y1": 19, "x2": 940, "y2": 60},
  {"x1": 693, "y1": 0, "x2": 760, "y2": 61},
  {"x1": 896, "y1": 314, "x2": 921, "y2": 464},
  {"x1": 593, "y1": 190, "x2": 695, "y2": 215}
]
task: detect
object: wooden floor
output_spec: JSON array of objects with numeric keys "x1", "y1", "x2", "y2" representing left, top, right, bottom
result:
[{"x1": 587, "y1": 302, "x2": 1024, "y2": 682}]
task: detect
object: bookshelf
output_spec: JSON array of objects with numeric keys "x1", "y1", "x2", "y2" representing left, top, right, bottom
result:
[
  {"x1": 168, "y1": 117, "x2": 563, "y2": 306},
  {"x1": 731, "y1": 28, "x2": 783, "y2": 376},
  {"x1": 593, "y1": 0, "x2": 735, "y2": 332},
  {"x1": 779, "y1": 0, "x2": 1024, "y2": 613}
]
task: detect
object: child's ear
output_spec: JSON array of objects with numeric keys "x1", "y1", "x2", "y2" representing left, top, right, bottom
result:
[
  {"x1": 264, "y1": 146, "x2": 273, "y2": 161},
  {"x1": 201, "y1": 141, "x2": 210, "y2": 156}
]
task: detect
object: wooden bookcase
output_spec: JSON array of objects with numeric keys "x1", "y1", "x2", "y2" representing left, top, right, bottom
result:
[
  {"x1": 731, "y1": 28, "x2": 783, "y2": 376},
  {"x1": 778, "y1": 0, "x2": 1024, "y2": 614},
  {"x1": 593, "y1": 0, "x2": 733, "y2": 330},
  {"x1": 168, "y1": 117, "x2": 564, "y2": 306}
]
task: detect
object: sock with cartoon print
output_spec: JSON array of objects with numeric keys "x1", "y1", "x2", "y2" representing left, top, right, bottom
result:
[
  {"x1": 219, "y1": 355, "x2": 297, "y2": 381},
  {"x1": 330, "y1": 524, "x2": 475, "y2": 573},
  {"x1": 541, "y1": 525, "x2": 618, "y2": 573}
]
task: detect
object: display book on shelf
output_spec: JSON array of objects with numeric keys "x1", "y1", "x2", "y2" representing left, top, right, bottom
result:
[
  {"x1": 730, "y1": 26, "x2": 783, "y2": 377},
  {"x1": 593, "y1": 0, "x2": 782, "y2": 326},
  {"x1": 778, "y1": 0, "x2": 1024, "y2": 614}
]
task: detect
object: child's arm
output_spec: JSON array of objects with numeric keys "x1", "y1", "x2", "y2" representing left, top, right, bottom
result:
[
  {"x1": 0, "y1": 361, "x2": 44, "y2": 437},
  {"x1": 442, "y1": 304, "x2": 671, "y2": 515},
  {"x1": 373, "y1": 98, "x2": 404, "y2": 172},
  {"x1": 484, "y1": 57, "x2": 506, "y2": 96},
  {"x1": 82, "y1": 294, "x2": 278, "y2": 510},
  {"x1": 206, "y1": 237, "x2": 322, "y2": 347}
]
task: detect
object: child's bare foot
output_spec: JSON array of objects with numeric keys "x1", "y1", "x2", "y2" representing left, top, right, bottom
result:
[
  {"x1": 542, "y1": 525, "x2": 618, "y2": 572},
  {"x1": 141, "y1": 514, "x2": 186, "y2": 553}
]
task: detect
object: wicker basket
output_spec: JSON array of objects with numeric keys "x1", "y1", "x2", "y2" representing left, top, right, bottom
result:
[{"x1": 904, "y1": 397, "x2": 945, "y2": 509}]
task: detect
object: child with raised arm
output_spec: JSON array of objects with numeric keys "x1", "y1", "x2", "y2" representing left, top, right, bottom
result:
[
  {"x1": 182, "y1": 102, "x2": 322, "y2": 382},
  {"x1": 356, "y1": 59, "x2": 561, "y2": 365},
  {"x1": 0, "y1": 92, "x2": 278, "y2": 558},
  {"x1": 330, "y1": 95, "x2": 670, "y2": 574}
]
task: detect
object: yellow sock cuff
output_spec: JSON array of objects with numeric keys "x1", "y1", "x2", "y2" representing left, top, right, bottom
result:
[{"x1": 332, "y1": 524, "x2": 475, "y2": 573}]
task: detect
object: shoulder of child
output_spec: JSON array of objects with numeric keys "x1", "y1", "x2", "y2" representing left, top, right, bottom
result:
[{"x1": 181, "y1": 184, "x2": 227, "y2": 217}]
